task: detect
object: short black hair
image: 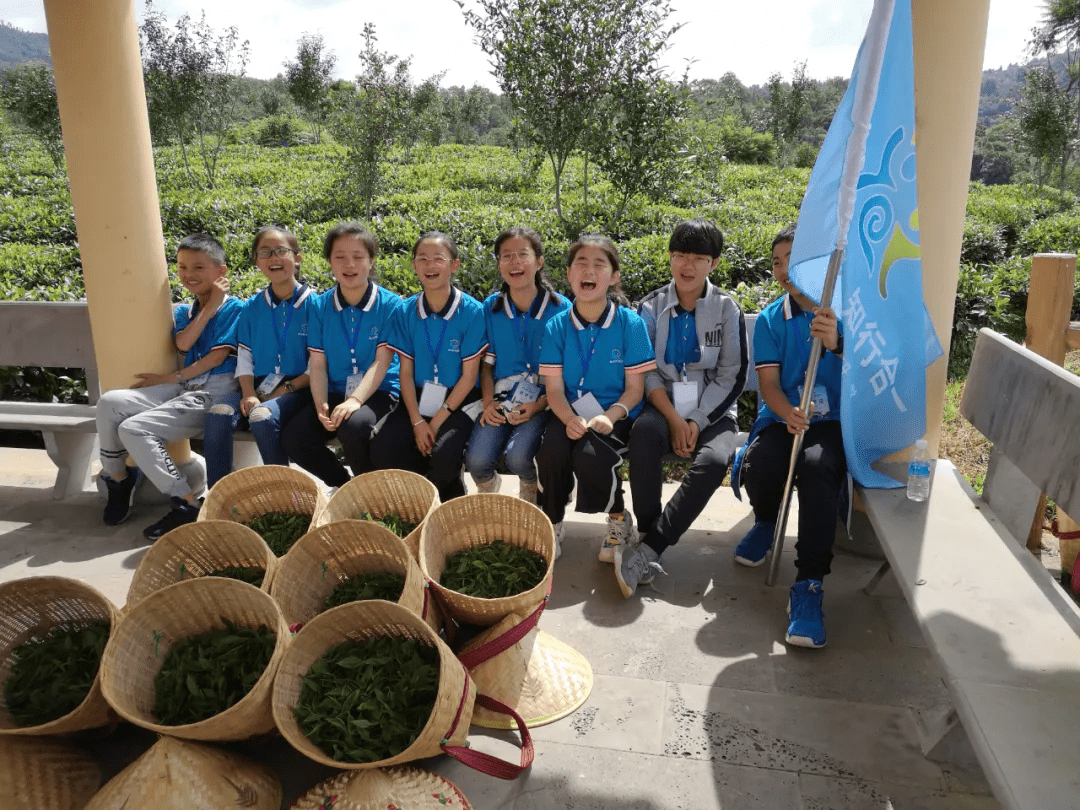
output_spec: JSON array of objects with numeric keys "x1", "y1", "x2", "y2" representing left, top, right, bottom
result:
[
  {"x1": 668, "y1": 218, "x2": 724, "y2": 258},
  {"x1": 251, "y1": 225, "x2": 301, "y2": 264},
  {"x1": 177, "y1": 232, "x2": 226, "y2": 266},
  {"x1": 323, "y1": 222, "x2": 378, "y2": 262},
  {"x1": 772, "y1": 223, "x2": 797, "y2": 250},
  {"x1": 413, "y1": 231, "x2": 459, "y2": 260}
]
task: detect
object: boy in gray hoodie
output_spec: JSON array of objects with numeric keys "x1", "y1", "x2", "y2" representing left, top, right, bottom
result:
[{"x1": 616, "y1": 218, "x2": 748, "y2": 596}]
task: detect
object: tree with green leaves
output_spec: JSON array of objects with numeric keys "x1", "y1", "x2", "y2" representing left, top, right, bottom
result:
[
  {"x1": 138, "y1": 0, "x2": 250, "y2": 188},
  {"x1": 1015, "y1": 66, "x2": 1073, "y2": 187},
  {"x1": 0, "y1": 63, "x2": 64, "y2": 170},
  {"x1": 330, "y1": 23, "x2": 415, "y2": 217},
  {"x1": 283, "y1": 33, "x2": 336, "y2": 144},
  {"x1": 1027, "y1": 0, "x2": 1080, "y2": 189},
  {"x1": 459, "y1": 0, "x2": 681, "y2": 226}
]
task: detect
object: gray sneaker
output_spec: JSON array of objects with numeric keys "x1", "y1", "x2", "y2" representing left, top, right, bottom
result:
[
  {"x1": 614, "y1": 542, "x2": 665, "y2": 598},
  {"x1": 552, "y1": 521, "x2": 564, "y2": 560},
  {"x1": 599, "y1": 510, "x2": 635, "y2": 563},
  {"x1": 474, "y1": 472, "x2": 502, "y2": 494}
]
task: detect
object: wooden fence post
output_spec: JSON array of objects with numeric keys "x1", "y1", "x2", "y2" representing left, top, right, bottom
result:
[{"x1": 1024, "y1": 253, "x2": 1079, "y2": 553}]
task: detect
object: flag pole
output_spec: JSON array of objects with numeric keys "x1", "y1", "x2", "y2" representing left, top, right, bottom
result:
[{"x1": 765, "y1": 247, "x2": 844, "y2": 587}]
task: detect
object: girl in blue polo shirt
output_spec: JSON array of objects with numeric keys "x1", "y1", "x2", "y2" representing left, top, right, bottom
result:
[
  {"x1": 204, "y1": 226, "x2": 315, "y2": 488},
  {"x1": 536, "y1": 234, "x2": 656, "y2": 560},
  {"x1": 465, "y1": 227, "x2": 569, "y2": 504},
  {"x1": 279, "y1": 223, "x2": 402, "y2": 489},
  {"x1": 371, "y1": 231, "x2": 487, "y2": 501}
]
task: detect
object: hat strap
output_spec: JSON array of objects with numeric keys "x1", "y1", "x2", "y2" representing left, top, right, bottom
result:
[
  {"x1": 442, "y1": 694, "x2": 535, "y2": 779},
  {"x1": 455, "y1": 581, "x2": 551, "y2": 671}
]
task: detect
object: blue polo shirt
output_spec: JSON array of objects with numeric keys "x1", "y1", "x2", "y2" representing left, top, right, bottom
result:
[
  {"x1": 538, "y1": 301, "x2": 656, "y2": 418},
  {"x1": 308, "y1": 283, "x2": 402, "y2": 396},
  {"x1": 237, "y1": 283, "x2": 315, "y2": 379},
  {"x1": 664, "y1": 306, "x2": 702, "y2": 373},
  {"x1": 388, "y1": 287, "x2": 487, "y2": 389},
  {"x1": 483, "y1": 288, "x2": 570, "y2": 384},
  {"x1": 753, "y1": 294, "x2": 844, "y2": 424},
  {"x1": 173, "y1": 295, "x2": 242, "y2": 376}
]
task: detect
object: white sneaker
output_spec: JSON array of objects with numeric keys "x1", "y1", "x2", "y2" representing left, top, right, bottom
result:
[
  {"x1": 518, "y1": 478, "x2": 538, "y2": 504},
  {"x1": 599, "y1": 511, "x2": 635, "y2": 563},
  {"x1": 475, "y1": 472, "x2": 502, "y2": 494},
  {"x1": 553, "y1": 521, "x2": 563, "y2": 560}
]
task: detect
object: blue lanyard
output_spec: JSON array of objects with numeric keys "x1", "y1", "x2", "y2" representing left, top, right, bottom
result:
[
  {"x1": 270, "y1": 286, "x2": 300, "y2": 374},
  {"x1": 340, "y1": 298, "x2": 366, "y2": 374},
  {"x1": 424, "y1": 313, "x2": 450, "y2": 383},
  {"x1": 571, "y1": 323, "x2": 601, "y2": 396},
  {"x1": 509, "y1": 299, "x2": 532, "y2": 375}
]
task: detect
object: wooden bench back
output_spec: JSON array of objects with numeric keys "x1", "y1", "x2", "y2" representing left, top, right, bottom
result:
[
  {"x1": 0, "y1": 301, "x2": 100, "y2": 403},
  {"x1": 960, "y1": 327, "x2": 1080, "y2": 520}
]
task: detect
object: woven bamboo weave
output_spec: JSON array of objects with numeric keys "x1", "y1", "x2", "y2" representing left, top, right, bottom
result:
[
  {"x1": 99, "y1": 577, "x2": 289, "y2": 741},
  {"x1": 271, "y1": 519, "x2": 437, "y2": 632},
  {"x1": 127, "y1": 519, "x2": 278, "y2": 605},
  {"x1": 0, "y1": 576, "x2": 117, "y2": 735},
  {"x1": 290, "y1": 766, "x2": 471, "y2": 810},
  {"x1": 0, "y1": 736, "x2": 100, "y2": 810},
  {"x1": 272, "y1": 599, "x2": 475, "y2": 769},
  {"x1": 419, "y1": 494, "x2": 554, "y2": 626},
  {"x1": 322, "y1": 469, "x2": 439, "y2": 559},
  {"x1": 198, "y1": 465, "x2": 328, "y2": 532}
]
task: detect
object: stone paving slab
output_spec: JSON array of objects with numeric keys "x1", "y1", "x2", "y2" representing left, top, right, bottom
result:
[{"x1": 0, "y1": 447, "x2": 997, "y2": 809}]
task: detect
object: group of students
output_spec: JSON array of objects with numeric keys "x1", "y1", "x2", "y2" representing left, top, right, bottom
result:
[{"x1": 96, "y1": 218, "x2": 847, "y2": 648}]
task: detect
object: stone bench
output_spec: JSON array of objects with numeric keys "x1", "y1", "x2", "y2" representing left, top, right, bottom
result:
[{"x1": 857, "y1": 328, "x2": 1080, "y2": 810}]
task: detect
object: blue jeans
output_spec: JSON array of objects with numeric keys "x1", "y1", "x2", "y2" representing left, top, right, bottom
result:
[
  {"x1": 465, "y1": 411, "x2": 550, "y2": 483},
  {"x1": 203, "y1": 390, "x2": 311, "y2": 488}
]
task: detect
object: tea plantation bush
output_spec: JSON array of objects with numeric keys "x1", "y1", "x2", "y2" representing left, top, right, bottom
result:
[{"x1": 1, "y1": 129, "x2": 1078, "y2": 396}]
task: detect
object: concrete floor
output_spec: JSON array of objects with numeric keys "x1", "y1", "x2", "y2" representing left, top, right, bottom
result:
[{"x1": 0, "y1": 448, "x2": 999, "y2": 809}]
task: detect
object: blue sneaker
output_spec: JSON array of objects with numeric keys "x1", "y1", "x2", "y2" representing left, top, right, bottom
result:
[
  {"x1": 786, "y1": 579, "x2": 827, "y2": 648},
  {"x1": 734, "y1": 521, "x2": 775, "y2": 567}
]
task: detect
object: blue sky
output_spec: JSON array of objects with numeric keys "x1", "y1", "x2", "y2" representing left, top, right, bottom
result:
[{"x1": 0, "y1": 0, "x2": 1045, "y2": 90}]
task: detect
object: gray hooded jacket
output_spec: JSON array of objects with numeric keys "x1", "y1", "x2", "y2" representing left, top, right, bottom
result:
[{"x1": 637, "y1": 279, "x2": 748, "y2": 428}]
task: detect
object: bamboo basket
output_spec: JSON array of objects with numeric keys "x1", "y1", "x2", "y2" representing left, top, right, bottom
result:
[
  {"x1": 198, "y1": 466, "x2": 329, "y2": 544},
  {"x1": 99, "y1": 577, "x2": 289, "y2": 741},
  {"x1": 84, "y1": 736, "x2": 281, "y2": 809},
  {"x1": 322, "y1": 469, "x2": 439, "y2": 559},
  {"x1": 127, "y1": 520, "x2": 278, "y2": 605},
  {"x1": 0, "y1": 736, "x2": 101, "y2": 810},
  {"x1": 419, "y1": 494, "x2": 554, "y2": 627},
  {"x1": 273, "y1": 600, "x2": 472, "y2": 769},
  {"x1": 271, "y1": 519, "x2": 439, "y2": 633},
  {"x1": 0, "y1": 576, "x2": 117, "y2": 735}
]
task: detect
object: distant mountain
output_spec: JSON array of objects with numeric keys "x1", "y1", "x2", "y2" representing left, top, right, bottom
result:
[{"x1": 0, "y1": 22, "x2": 49, "y2": 69}]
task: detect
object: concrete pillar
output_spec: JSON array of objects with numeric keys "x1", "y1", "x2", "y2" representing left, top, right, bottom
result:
[
  {"x1": 911, "y1": 0, "x2": 991, "y2": 455},
  {"x1": 44, "y1": 0, "x2": 190, "y2": 465}
]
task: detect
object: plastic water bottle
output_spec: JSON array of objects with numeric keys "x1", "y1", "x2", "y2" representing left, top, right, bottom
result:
[{"x1": 906, "y1": 439, "x2": 931, "y2": 502}]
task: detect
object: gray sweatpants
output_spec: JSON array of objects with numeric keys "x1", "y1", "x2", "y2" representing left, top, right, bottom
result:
[{"x1": 97, "y1": 374, "x2": 239, "y2": 499}]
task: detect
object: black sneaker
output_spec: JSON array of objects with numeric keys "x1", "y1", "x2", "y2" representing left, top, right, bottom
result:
[
  {"x1": 142, "y1": 497, "x2": 200, "y2": 541},
  {"x1": 102, "y1": 468, "x2": 142, "y2": 525}
]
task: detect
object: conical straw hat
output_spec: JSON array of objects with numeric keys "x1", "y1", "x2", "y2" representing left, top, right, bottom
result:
[
  {"x1": 291, "y1": 766, "x2": 471, "y2": 810},
  {"x1": 0, "y1": 736, "x2": 100, "y2": 810},
  {"x1": 459, "y1": 612, "x2": 592, "y2": 728},
  {"x1": 83, "y1": 736, "x2": 281, "y2": 809},
  {"x1": 127, "y1": 520, "x2": 278, "y2": 605},
  {"x1": 322, "y1": 469, "x2": 439, "y2": 560}
]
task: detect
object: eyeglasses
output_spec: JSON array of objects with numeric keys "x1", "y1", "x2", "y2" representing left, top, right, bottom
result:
[
  {"x1": 498, "y1": 250, "x2": 534, "y2": 264},
  {"x1": 256, "y1": 247, "x2": 296, "y2": 259},
  {"x1": 414, "y1": 255, "x2": 451, "y2": 266},
  {"x1": 670, "y1": 251, "x2": 712, "y2": 269}
]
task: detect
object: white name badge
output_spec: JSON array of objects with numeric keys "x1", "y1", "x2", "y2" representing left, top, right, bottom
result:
[
  {"x1": 508, "y1": 379, "x2": 541, "y2": 407},
  {"x1": 673, "y1": 381, "x2": 699, "y2": 419},
  {"x1": 256, "y1": 373, "x2": 283, "y2": 398},
  {"x1": 345, "y1": 371, "x2": 365, "y2": 395},
  {"x1": 798, "y1": 384, "x2": 831, "y2": 420},
  {"x1": 571, "y1": 392, "x2": 605, "y2": 421},
  {"x1": 418, "y1": 381, "x2": 449, "y2": 418},
  {"x1": 185, "y1": 372, "x2": 210, "y2": 389}
]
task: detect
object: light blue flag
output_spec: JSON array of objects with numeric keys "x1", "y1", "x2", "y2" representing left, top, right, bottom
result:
[{"x1": 788, "y1": 0, "x2": 943, "y2": 489}]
